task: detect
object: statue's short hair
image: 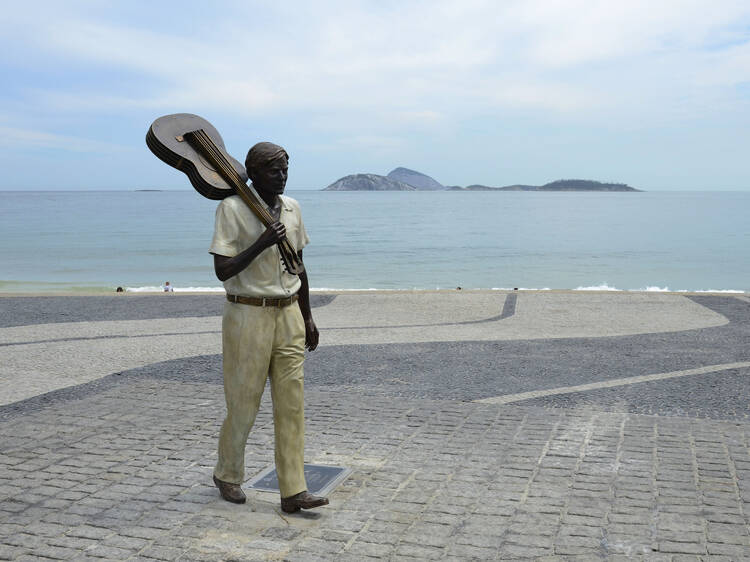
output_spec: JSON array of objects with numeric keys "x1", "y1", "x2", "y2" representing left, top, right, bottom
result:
[{"x1": 245, "y1": 142, "x2": 288, "y2": 178}]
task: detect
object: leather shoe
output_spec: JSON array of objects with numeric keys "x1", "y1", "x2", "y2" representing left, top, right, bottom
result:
[
  {"x1": 213, "y1": 475, "x2": 246, "y2": 504},
  {"x1": 280, "y1": 490, "x2": 329, "y2": 513}
]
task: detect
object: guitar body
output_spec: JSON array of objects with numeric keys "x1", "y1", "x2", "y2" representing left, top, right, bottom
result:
[{"x1": 146, "y1": 113, "x2": 247, "y2": 200}]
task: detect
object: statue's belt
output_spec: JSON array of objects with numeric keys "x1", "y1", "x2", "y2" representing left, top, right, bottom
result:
[{"x1": 227, "y1": 293, "x2": 299, "y2": 308}]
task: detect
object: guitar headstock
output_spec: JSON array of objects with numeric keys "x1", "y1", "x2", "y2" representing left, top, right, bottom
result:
[{"x1": 279, "y1": 245, "x2": 305, "y2": 275}]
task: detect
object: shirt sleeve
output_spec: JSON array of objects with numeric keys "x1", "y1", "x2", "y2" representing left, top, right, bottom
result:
[
  {"x1": 296, "y1": 208, "x2": 310, "y2": 252},
  {"x1": 209, "y1": 200, "x2": 240, "y2": 257}
]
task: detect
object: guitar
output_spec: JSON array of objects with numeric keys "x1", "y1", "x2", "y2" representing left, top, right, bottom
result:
[{"x1": 146, "y1": 113, "x2": 304, "y2": 275}]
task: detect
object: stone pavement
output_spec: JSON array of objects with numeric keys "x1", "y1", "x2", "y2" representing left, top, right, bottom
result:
[{"x1": 1, "y1": 291, "x2": 750, "y2": 560}]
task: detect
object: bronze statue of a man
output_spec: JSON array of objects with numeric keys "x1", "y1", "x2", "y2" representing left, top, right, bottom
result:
[{"x1": 209, "y1": 142, "x2": 327, "y2": 513}]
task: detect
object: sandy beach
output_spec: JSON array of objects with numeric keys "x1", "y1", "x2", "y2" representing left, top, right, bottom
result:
[{"x1": 2, "y1": 290, "x2": 750, "y2": 559}]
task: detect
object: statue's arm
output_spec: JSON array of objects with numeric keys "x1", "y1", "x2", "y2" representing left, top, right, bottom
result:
[{"x1": 297, "y1": 250, "x2": 319, "y2": 351}]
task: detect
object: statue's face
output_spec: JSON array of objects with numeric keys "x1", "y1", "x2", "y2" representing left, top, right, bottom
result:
[{"x1": 252, "y1": 156, "x2": 288, "y2": 197}]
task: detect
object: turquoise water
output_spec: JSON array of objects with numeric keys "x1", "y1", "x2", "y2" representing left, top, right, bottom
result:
[{"x1": 1, "y1": 190, "x2": 748, "y2": 293}]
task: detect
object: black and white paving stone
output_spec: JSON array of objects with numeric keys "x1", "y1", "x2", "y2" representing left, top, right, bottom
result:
[{"x1": 1, "y1": 291, "x2": 749, "y2": 560}]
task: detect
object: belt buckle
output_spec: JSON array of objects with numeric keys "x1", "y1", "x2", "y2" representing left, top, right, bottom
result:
[{"x1": 261, "y1": 297, "x2": 267, "y2": 307}]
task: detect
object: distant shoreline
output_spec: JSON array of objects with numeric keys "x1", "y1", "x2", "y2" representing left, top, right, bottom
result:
[
  {"x1": 1, "y1": 287, "x2": 745, "y2": 297},
  {"x1": 323, "y1": 171, "x2": 641, "y2": 192}
]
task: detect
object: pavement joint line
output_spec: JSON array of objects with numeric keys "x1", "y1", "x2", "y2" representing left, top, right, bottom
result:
[
  {"x1": 721, "y1": 435, "x2": 745, "y2": 526},
  {"x1": 518, "y1": 416, "x2": 560, "y2": 505},
  {"x1": 474, "y1": 361, "x2": 750, "y2": 405},
  {"x1": 734, "y1": 295, "x2": 750, "y2": 304}
]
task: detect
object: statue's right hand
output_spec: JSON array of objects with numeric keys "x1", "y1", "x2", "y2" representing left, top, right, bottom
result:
[{"x1": 259, "y1": 221, "x2": 286, "y2": 248}]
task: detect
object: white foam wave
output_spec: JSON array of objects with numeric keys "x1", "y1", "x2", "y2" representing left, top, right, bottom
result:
[
  {"x1": 124, "y1": 285, "x2": 745, "y2": 295},
  {"x1": 126, "y1": 286, "x2": 224, "y2": 293},
  {"x1": 575, "y1": 283, "x2": 621, "y2": 291},
  {"x1": 313, "y1": 287, "x2": 556, "y2": 292},
  {"x1": 634, "y1": 286, "x2": 745, "y2": 293},
  {"x1": 677, "y1": 288, "x2": 745, "y2": 294},
  {"x1": 310, "y1": 287, "x2": 395, "y2": 292},
  {"x1": 575, "y1": 284, "x2": 745, "y2": 293},
  {"x1": 490, "y1": 287, "x2": 551, "y2": 291}
]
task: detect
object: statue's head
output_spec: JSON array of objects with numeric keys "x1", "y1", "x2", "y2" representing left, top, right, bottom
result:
[{"x1": 245, "y1": 142, "x2": 289, "y2": 197}]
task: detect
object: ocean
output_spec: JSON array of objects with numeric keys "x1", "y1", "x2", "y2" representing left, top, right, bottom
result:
[{"x1": 1, "y1": 190, "x2": 748, "y2": 294}]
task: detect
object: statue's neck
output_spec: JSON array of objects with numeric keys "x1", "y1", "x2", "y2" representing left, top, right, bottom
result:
[{"x1": 255, "y1": 188, "x2": 278, "y2": 209}]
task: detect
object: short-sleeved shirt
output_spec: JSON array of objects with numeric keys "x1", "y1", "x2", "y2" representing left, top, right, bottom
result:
[{"x1": 209, "y1": 189, "x2": 309, "y2": 298}]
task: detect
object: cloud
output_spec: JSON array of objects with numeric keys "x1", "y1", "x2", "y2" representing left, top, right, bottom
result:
[
  {"x1": 394, "y1": 110, "x2": 444, "y2": 125},
  {"x1": 508, "y1": 0, "x2": 750, "y2": 67},
  {"x1": 1, "y1": 0, "x2": 749, "y2": 190},
  {"x1": 0, "y1": 126, "x2": 130, "y2": 153},
  {"x1": 4, "y1": 0, "x2": 748, "y2": 125},
  {"x1": 306, "y1": 133, "x2": 408, "y2": 155}
]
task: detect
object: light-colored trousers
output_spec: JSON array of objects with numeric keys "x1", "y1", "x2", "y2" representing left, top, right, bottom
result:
[{"x1": 214, "y1": 301, "x2": 307, "y2": 498}]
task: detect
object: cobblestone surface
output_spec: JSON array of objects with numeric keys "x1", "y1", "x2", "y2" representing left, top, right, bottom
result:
[
  {"x1": 2, "y1": 376, "x2": 750, "y2": 560},
  {"x1": 2, "y1": 292, "x2": 750, "y2": 560}
]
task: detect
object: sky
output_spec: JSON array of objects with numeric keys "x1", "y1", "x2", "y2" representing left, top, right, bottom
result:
[{"x1": 1, "y1": 0, "x2": 749, "y2": 191}]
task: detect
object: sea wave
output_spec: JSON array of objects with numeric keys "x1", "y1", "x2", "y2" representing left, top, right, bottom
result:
[
  {"x1": 310, "y1": 287, "x2": 556, "y2": 292},
  {"x1": 492, "y1": 287, "x2": 552, "y2": 291},
  {"x1": 574, "y1": 283, "x2": 745, "y2": 293},
  {"x1": 678, "y1": 288, "x2": 745, "y2": 294},
  {"x1": 2, "y1": 283, "x2": 743, "y2": 294},
  {"x1": 650, "y1": 286, "x2": 746, "y2": 293},
  {"x1": 125, "y1": 286, "x2": 224, "y2": 293},
  {"x1": 310, "y1": 287, "x2": 395, "y2": 292},
  {"x1": 574, "y1": 284, "x2": 622, "y2": 291}
]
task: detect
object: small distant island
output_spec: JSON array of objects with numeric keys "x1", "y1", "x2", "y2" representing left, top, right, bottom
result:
[
  {"x1": 323, "y1": 167, "x2": 641, "y2": 192},
  {"x1": 323, "y1": 173, "x2": 416, "y2": 192}
]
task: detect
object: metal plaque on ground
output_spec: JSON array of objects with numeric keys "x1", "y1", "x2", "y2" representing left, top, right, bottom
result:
[{"x1": 246, "y1": 464, "x2": 352, "y2": 497}]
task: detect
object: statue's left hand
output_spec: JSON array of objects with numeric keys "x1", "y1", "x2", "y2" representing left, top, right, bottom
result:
[{"x1": 305, "y1": 318, "x2": 319, "y2": 351}]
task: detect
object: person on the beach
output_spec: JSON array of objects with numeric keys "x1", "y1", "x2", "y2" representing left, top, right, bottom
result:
[
  {"x1": 163, "y1": 281, "x2": 173, "y2": 292},
  {"x1": 209, "y1": 141, "x2": 327, "y2": 513}
]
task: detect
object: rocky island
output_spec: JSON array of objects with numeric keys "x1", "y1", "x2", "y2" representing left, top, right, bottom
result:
[
  {"x1": 452, "y1": 179, "x2": 641, "y2": 192},
  {"x1": 323, "y1": 168, "x2": 641, "y2": 192},
  {"x1": 323, "y1": 173, "x2": 416, "y2": 191}
]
